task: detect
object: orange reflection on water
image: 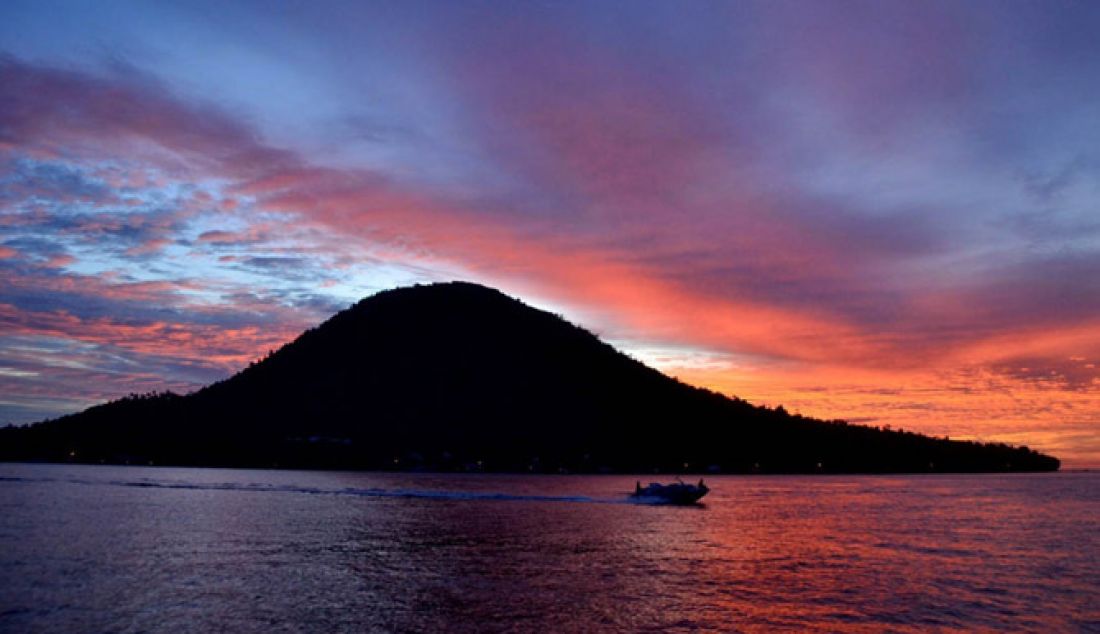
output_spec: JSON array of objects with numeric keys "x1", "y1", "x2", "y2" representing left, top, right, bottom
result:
[{"x1": 631, "y1": 474, "x2": 1099, "y2": 632}]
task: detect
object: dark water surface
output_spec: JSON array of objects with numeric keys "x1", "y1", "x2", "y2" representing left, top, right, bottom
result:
[{"x1": 0, "y1": 464, "x2": 1096, "y2": 633}]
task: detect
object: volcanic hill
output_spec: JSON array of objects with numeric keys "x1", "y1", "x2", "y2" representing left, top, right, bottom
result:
[{"x1": 0, "y1": 282, "x2": 1060, "y2": 473}]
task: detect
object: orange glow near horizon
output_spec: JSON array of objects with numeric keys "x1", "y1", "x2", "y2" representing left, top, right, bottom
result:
[{"x1": 664, "y1": 362, "x2": 1099, "y2": 468}]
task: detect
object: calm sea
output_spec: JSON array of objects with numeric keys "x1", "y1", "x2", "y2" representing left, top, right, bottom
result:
[{"x1": 0, "y1": 464, "x2": 1096, "y2": 633}]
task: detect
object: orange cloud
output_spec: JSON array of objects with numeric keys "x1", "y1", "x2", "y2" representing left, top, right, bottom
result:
[{"x1": 0, "y1": 303, "x2": 296, "y2": 371}]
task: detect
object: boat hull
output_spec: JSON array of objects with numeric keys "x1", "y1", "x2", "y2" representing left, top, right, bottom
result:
[{"x1": 631, "y1": 481, "x2": 709, "y2": 505}]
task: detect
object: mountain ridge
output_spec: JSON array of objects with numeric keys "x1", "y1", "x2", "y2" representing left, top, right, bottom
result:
[{"x1": 0, "y1": 281, "x2": 1060, "y2": 473}]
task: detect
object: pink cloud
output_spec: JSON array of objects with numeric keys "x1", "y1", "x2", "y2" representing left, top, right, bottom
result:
[
  {"x1": 0, "y1": 302, "x2": 297, "y2": 372},
  {"x1": 196, "y1": 226, "x2": 269, "y2": 245},
  {"x1": 0, "y1": 57, "x2": 297, "y2": 180},
  {"x1": 43, "y1": 254, "x2": 76, "y2": 269},
  {"x1": 124, "y1": 238, "x2": 173, "y2": 257}
]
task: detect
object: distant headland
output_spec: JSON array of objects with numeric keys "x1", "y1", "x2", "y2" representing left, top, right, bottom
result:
[{"x1": 0, "y1": 282, "x2": 1060, "y2": 473}]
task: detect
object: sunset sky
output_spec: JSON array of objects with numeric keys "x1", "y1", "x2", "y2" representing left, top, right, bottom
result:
[{"x1": 1, "y1": 1, "x2": 1098, "y2": 466}]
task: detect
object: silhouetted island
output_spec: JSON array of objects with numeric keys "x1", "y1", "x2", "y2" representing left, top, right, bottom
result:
[{"x1": 0, "y1": 282, "x2": 1059, "y2": 473}]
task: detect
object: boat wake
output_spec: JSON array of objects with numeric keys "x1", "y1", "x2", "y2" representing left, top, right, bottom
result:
[{"x1": 2, "y1": 473, "x2": 644, "y2": 505}]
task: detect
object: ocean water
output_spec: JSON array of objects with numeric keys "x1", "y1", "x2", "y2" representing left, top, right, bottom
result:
[{"x1": 0, "y1": 464, "x2": 1096, "y2": 633}]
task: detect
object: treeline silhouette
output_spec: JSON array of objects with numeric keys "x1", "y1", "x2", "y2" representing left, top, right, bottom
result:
[{"x1": 0, "y1": 282, "x2": 1059, "y2": 473}]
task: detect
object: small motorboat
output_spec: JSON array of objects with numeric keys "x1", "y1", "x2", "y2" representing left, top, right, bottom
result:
[{"x1": 631, "y1": 478, "x2": 709, "y2": 505}]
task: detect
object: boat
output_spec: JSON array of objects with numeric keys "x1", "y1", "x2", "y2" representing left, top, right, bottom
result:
[{"x1": 631, "y1": 478, "x2": 709, "y2": 504}]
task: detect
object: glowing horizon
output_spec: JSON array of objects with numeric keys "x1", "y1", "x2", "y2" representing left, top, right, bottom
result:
[{"x1": 1, "y1": 1, "x2": 1097, "y2": 466}]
